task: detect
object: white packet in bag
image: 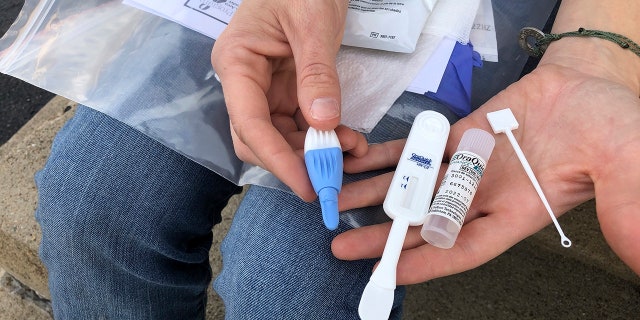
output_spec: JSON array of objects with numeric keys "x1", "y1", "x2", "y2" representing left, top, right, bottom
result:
[{"x1": 342, "y1": 0, "x2": 430, "y2": 53}]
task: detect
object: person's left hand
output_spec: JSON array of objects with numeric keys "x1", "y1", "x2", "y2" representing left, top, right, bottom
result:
[
  {"x1": 331, "y1": 62, "x2": 640, "y2": 283},
  {"x1": 212, "y1": 0, "x2": 367, "y2": 201}
]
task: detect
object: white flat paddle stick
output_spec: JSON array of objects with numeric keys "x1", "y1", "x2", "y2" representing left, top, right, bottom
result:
[{"x1": 486, "y1": 108, "x2": 571, "y2": 248}]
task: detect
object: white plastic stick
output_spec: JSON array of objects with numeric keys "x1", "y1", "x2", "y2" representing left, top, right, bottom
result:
[
  {"x1": 487, "y1": 108, "x2": 571, "y2": 248},
  {"x1": 359, "y1": 111, "x2": 450, "y2": 320}
]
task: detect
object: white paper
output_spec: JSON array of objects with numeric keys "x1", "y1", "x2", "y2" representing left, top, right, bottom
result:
[
  {"x1": 121, "y1": 0, "x2": 498, "y2": 131},
  {"x1": 122, "y1": 0, "x2": 241, "y2": 39},
  {"x1": 469, "y1": 0, "x2": 498, "y2": 62},
  {"x1": 406, "y1": 37, "x2": 456, "y2": 94},
  {"x1": 123, "y1": 0, "x2": 497, "y2": 61},
  {"x1": 407, "y1": 0, "x2": 497, "y2": 95},
  {"x1": 337, "y1": 34, "x2": 444, "y2": 132}
]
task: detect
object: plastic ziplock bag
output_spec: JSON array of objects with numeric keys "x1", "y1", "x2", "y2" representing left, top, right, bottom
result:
[
  {"x1": 0, "y1": 0, "x2": 558, "y2": 227},
  {"x1": 0, "y1": 0, "x2": 279, "y2": 187}
]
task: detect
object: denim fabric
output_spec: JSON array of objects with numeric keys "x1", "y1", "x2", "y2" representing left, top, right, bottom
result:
[
  {"x1": 36, "y1": 92, "x2": 456, "y2": 319},
  {"x1": 36, "y1": 106, "x2": 242, "y2": 319},
  {"x1": 215, "y1": 185, "x2": 406, "y2": 320},
  {"x1": 214, "y1": 92, "x2": 458, "y2": 319}
]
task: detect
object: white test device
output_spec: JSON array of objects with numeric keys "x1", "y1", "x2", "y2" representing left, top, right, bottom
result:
[{"x1": 359, "y1": 110, "x2": 450, "y2": 320}]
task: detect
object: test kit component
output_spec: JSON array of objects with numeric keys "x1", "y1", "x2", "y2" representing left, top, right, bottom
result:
[
  {"x1": 486, "y1": 108, "x2": 571, "y2": 247},
  {"x1": 421, "y1": 128, "x2": 495, "y2": 249},
  {"x1": 304, "y1": 128, "x2": 343, "y2": 230},
  {"x1": 359, "y1": 110, "x2": 450, "y2": 320}
]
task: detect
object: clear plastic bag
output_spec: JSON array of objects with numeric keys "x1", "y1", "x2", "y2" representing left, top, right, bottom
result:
[
  {"x1": 471, "y1": 1, "x2": 559, "y2": 107},
  {"x1": 0, "y1": 0, "x2": 264, "y2": 185},
  {"x1": 0, "y1": 0, "x2": 558, "y2": 227}
]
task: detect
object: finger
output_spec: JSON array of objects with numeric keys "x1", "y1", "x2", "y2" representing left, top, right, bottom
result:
[
  {"x1": 335, "y1": 126, "x2": 368, "y2": 157},
  {"x1": 223, "y1": 69, "x2": 315, "y2": 201},
  {"x1": 338, "y1": 172, "x2": 394, "y2": 211},
  {"x1": 336, "y1": 211, "x2": 541, "y2": 285},
  {"x1": 393, "y1": 211, "x2": 547, "y2": 284},
  {"x1": 334, "y1": 195, "x2": 551, "y2": 284},
  {"x1": 332, "y1": 223, "x2": 428, "y2": 260},
  {"x1": 212, "y1": 24, "x2": 317, "y2": 199},
  {"x1": 344, "y1": 140, "x2": 406, "y2": 173},
  {"x1": 285, "y1": 3, "x2": 347, "y2": 131},
  {"x1": 272, "y1": 114, "x2": 300, "y2": 138},
  {"x1": 294, "y1": 109, "x2": 310, "y2": 132},
  {"x1": 230, "y1": 122, "x2": 265, "y2": 168},
  {"x1": 283, "y1": 130, "x2": 306, "y2": 152}
]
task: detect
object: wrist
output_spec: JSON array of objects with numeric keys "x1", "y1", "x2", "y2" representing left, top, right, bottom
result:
[
  {"x1": 539, "y1": 0, "x2": 640, "y2": 95},
  {"x1": 538, "y1": 36, "x2": 640, "y2": 95}
]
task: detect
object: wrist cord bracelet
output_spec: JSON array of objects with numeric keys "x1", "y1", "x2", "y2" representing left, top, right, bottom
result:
[{"x1": 518, "y1": 27, "x2": 640, "y2": 58}]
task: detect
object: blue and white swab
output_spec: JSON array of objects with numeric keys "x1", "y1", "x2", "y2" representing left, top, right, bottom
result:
[{"x1": 304, "y1": 127, "x2": 343, "y2": 230}]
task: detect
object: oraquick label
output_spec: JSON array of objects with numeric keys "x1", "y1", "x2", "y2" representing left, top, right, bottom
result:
[{"x1": 428, "y1": 151, "x2": 486, "y2": 228}]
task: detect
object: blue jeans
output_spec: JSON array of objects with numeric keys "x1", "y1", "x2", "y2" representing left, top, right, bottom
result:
[{"x1": 36, "y1": 93, "x2": 457, "y2": 319}]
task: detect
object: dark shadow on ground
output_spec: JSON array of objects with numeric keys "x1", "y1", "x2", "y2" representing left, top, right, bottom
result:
[{"x1": 0, "y1": 0, "x2": 55, "y2": 145}]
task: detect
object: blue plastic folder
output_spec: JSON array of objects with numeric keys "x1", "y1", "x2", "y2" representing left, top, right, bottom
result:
[{"x1": 426, "y1": 42, "x2": 483, "y2": 117}]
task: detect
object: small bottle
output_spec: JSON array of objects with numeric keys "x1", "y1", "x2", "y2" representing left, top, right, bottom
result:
[{"x1": 421, "y1": 128, "x2": 495, "y2": 249}]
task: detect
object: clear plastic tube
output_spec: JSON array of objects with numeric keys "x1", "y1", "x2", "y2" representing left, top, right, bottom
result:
[{"x1": 421, "y1": 128, "x2": 495, "y2": 249}]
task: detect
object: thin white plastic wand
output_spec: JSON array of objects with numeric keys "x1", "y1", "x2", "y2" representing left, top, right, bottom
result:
[
  {"x1": 358, "y1": 218, "x2": 409, "y2": 320},
  {"x1": 503, "y1": 130, "x2": 572, "y2": 247},
  {"x1": 372, "y1": 218, "x2": 409, "y2": 287}
]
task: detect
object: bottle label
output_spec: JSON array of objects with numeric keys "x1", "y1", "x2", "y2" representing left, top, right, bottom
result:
[{"x1": 428, "y1": 151, "x2": 486, "y2": 228}]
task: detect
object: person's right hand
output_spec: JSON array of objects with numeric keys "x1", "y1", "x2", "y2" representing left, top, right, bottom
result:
[
  {"x1": 332, "y1": 53, "x2": 640, "y2": 282},
  {"x1": 212, "y1": 0, "x2": 365, "y2": 201}
]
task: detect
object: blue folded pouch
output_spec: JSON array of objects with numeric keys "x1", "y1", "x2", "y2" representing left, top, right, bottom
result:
[{"x1": 426, "y1": 41, "x2": 483, "y2": 117}]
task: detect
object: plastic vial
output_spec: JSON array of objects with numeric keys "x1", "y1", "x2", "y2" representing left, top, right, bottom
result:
[{"x1": 421, "y1": 128, "x2": 495, "y2": 249}]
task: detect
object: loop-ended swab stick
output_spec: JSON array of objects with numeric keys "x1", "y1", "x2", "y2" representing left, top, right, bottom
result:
[{"x1": 486, "y1": 108, "x2": 571, "y2": 248}]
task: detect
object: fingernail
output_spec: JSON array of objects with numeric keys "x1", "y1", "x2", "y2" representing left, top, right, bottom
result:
[{"x1": 310, "y1": 98, "x2": 340, "y2": 120}]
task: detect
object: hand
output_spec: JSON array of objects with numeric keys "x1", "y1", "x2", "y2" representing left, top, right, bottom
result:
[
  {"x1": 332, "y1": 62, "x2": 640, "y2": 283},
  {"x1": 211, "y1": 0, "x2": 362, "y2": 200}
]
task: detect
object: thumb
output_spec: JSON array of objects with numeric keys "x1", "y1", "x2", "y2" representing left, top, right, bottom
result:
[
  {"x1": 289, "y1": 12, "x2": 344, "y2": 131},
  {"x1": 595, "y1": 162, "x2": 640, "y2": 275}
]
